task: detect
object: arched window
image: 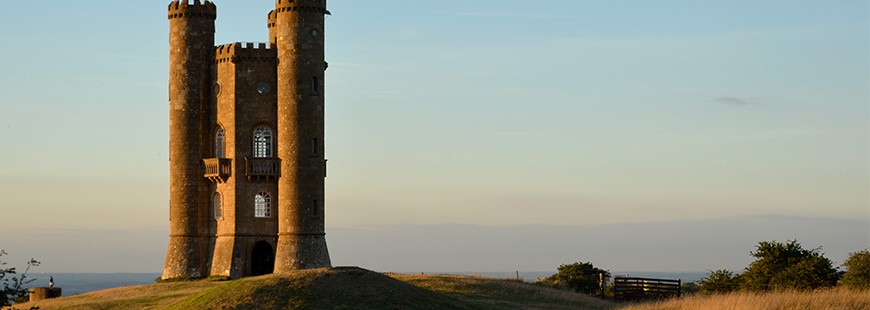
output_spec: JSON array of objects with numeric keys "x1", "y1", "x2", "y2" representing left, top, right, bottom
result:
[
  {"x1": 253, "y1": 126, "x2": 273, "y2": 158},
  {"x1": 255, "y1": 192, "x2": 271, "y2": 218},
  {"x1": 215, "y1": 127, "x2": 226, "y2": 158},
  {"x1": 213, "y1": 192, "x2": 223, "y2": 220}
]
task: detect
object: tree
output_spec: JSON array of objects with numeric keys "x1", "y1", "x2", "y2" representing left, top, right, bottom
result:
[
  {"x1": 538, "y1": 262, "x2": 610, "y2": 295},
  {"x1": 1, "y1": 250, "x2": 40, "y2": 306},
  {"x1": 741, "y1": 240, "x2": 840, "y2": 291},
  {"x1": 840, "y1": 249, "x2": 870, "y2": 289},
  {"x1": 697, "y1": 269, "x2": 741, "y2": 294}
]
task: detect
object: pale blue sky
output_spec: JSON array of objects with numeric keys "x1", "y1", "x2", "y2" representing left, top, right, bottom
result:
[{"x1": 0, "y1": 1, "x2": 867, "y2": 273}]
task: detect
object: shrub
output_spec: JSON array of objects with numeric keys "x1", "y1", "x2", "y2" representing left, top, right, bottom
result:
[
  {"x1": 741, "y1": 240, "x2": 840, "y2": 291},
  {"x1": 698, "y1": 269, "x2": 741, "y2": 294},
  {"x1": 840, "y1": 249, "x2": 870, "y2": 289},
  {"x1": 538, "y1": 262, "x2": 609, "y2": 295}
]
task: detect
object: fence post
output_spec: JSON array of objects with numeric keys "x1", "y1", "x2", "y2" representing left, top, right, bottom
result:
[
  {"x1": 678, "y1": 279, "x2": 682, "y2": 297},
  {"x1": 599, "y1": 273, "x2": 605, "y2": 299}
]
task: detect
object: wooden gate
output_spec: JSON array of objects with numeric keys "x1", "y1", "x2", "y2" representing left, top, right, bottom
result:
[{"x1": 613, "y1": 276, "x2": 681, "y2": 301}]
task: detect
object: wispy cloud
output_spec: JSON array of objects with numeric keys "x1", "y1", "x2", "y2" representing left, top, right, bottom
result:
[
  {"x1": 438, "y1": 11, "x2": 566, "y2": 19},
  {"x1": 713, "y1": 96, "x2": 761, "y2": 107}
]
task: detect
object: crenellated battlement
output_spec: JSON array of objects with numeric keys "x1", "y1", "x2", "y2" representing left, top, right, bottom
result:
[
  {"x1": 215, "y1": 42, "x2": 277, "y2": 64},
  {"x1": 168, "y1": 0, "x2": 217, "y2": 20},
  {"x1": 275, "y1": 0, "x2": 330, "y2": 15}
]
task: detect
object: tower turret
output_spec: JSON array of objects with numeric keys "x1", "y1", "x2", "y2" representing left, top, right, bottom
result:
[
  {"x1": 268, "y1": 10, "x2": 278, "y2": 47},
  {"x1": 164, "y1": 0, "x2": 216, "y2": 279},
  {"x1": 273, "y1": 0, "x2": 331, "y2": 271}
]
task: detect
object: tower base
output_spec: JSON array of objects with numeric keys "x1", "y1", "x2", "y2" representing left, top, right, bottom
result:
[
  {"x1": 274, "y1": 234, "x2": 331, "y2": 272},
  {"x1": 162, "y1": 236, "x2": 208, "y2": 279}
]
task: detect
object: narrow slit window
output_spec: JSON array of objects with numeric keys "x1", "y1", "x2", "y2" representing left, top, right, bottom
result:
[
  {"x1": 312, "y1": 76, "x2": 318, "y2": 94},
  {"x1": 311, "y1": 138, "x2": 318, "y2": 155},
  {"x1": 312, "y1": 199, "x2": 318, "y2": 217},
  {"x1": 215, "y1": 127, "x2": 226, "y2": 158},
  {"x1": 213, "y1": 192, "x2": 223, "y2": 220}
]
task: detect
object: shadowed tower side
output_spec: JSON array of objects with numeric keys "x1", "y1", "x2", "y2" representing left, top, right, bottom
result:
[
  {"x1": 273, "y1": 0, "x2": 331, "y2": 271},
  {"x1": 163, "y1": 0, "x2": 216, "y2": 279}
]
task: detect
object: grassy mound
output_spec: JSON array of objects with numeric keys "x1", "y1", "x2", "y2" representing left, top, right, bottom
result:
[
  {"x1": 166, "y1": 267, "x2": 475, "y2": 309},
  {"x1": 11, "y1": 267, "x2": 615, "y2": 310}
]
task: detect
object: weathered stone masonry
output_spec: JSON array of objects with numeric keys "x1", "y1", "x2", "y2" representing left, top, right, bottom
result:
[{"x1": 163, "y1": 0, "x2": 330, "y2": 280}]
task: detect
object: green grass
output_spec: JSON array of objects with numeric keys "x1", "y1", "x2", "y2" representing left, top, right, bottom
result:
[
  {"x1": 11, "y1": 267, "x2": 612, "y2": 310},
  {"x1": 10, "y1": 281, "x2": 222, "y2": 310},
  {"x1": 165, "y1": 267, "x2": 477, "y2": 310}
]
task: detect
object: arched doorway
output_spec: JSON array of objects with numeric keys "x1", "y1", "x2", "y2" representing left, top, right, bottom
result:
[{"x1": 251, "y1": 241, "x2": 274, "y2": 276}]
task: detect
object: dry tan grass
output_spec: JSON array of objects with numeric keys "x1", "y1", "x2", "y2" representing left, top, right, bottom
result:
[
  {"x1": 617, "y1": 288, "x2": 870, "y2": 310},
  {"x1": 390, "y1": 273, "x2": 616, "y2": 310}
]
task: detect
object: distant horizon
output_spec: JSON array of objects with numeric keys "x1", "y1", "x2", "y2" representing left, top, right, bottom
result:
[
  {"x1": 4, "y1": 214, "x2": 866, "y2": 274},
  {"x1": 25, "y1": 271, "x2": 712, "y2": 286},
  {"x1": 27, "y1": 270, "x2": 711, "y2": 273}
]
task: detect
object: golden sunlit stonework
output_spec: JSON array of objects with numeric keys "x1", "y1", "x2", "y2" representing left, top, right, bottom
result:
[{"x1": 164, "y1": 0, "x2": 330, "y2": 279}]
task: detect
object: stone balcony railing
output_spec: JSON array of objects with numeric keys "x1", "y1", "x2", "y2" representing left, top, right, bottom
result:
[
  {"x1": 245, "y1": 157, "x2": 280, "y2": 182},
  {"x1": 203, "y1": 158, "x2": 232, "y2": 183}
]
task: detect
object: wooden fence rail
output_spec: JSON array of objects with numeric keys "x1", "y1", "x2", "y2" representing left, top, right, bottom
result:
[{"x1": 613, "y1": 276, "x2": 681, "y2": 301}]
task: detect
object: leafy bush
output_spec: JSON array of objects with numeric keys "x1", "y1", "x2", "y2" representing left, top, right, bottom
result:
[
  {"x1": 741, "y1": 240, "x2": 841, "y2": 291},
  {"x1": 698, "y1": 269, "x2": 741, "y2": 294},
  {"x1": 840, "y1": 249, "x2": 870, "y2": 289},
  {"x1": 538, "y1": 262, "x2": 609, "y2": 295}
]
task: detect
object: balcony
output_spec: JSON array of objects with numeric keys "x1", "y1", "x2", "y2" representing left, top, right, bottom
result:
[
  {"x1": 246, "y1": 157, "x2": 280, "y2": 182},
  {"x1": 203, "y1": 158, "x2": 232, "y2": 183}
]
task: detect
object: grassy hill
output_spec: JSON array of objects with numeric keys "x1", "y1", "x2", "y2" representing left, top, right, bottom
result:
[
  {"x1": 9, "y1": 269, "x2": 870, "y2": 309},
  {"x1": 10, "y1": 267, "x2": 615, "y2": 310}
]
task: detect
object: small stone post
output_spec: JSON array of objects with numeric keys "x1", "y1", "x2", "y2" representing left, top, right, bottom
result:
[{"x1": 29, "y1": 287, "x2": 62, "y2": 302}]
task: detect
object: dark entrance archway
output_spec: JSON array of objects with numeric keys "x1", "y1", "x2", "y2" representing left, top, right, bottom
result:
[{"x1": 251, "y1": 241, "x2": 275, "y2": 276}]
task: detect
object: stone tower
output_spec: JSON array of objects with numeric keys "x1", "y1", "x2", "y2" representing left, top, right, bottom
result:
[
  {"x1": 165, "y1": 0, "x2": 215, "y2": 279},
  {"x1": 163, "y1": 0, "x2": 330, "y2": 280},
  {"x1": 273, "y1": 0, "x2": 331, "y2": 272}
]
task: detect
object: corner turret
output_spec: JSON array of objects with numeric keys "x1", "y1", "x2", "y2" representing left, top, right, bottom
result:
[
  {"x1": 268, "y1": 10, "x2": 278, "y2": 46},
  {"x1": 273, "y1": 0, "x2": 332, "y2": 272},
  {"x1": 163, "y1": 0, "x2": 217, "y2": 280}
]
